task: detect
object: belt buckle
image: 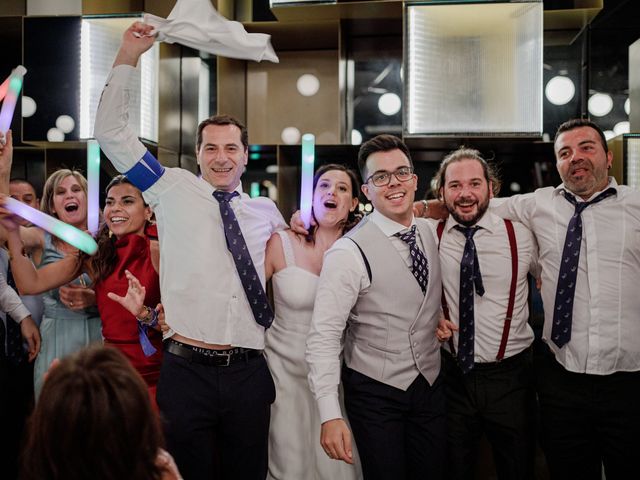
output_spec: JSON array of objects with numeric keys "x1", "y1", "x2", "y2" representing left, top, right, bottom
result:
[{"x1": 217, "y1": 351, "x2": 232, "y2": 367}]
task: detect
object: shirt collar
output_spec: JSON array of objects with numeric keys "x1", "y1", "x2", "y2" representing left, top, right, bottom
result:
[
  {"x1": 444, "y1": 210, "x2": 497, "y2": 235},
  {"x1": 553, "y1": 176, "x2": 619, "y2": 202},
  {"x1": 213, "y1": 182, "x2": 246, "y2": 198},
  {"x1": 369, "y1": 209, "x2": 416, "y2": 237}
]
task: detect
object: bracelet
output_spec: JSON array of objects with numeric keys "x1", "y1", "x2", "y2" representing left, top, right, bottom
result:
[
  {"x1": 420, "y1": 199, "x2": 429, "y2": 218},
  {"x1": 136, "y1": 305, "x2": 158, "y2": 327}
]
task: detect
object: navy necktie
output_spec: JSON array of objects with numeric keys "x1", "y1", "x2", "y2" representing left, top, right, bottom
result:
[
  {"x1": 213, "y1": 190, "x2": 273, "y2": 329},
  {"x1": 551, "y1": 188, "x2": 616, "y2": 348},
  {"x1": 454, "y1": 225, "x2": 484, "y2": 373},
  {"x1": 395, "y1": 225, "x2": 429, "y2": 294},
  {"x1": 4, "y1": 265, "x2": 27, "y2": 365}
]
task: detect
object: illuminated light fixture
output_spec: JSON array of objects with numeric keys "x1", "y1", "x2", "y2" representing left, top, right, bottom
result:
[
  {"x1": 614, "y1": 121, "x2": 630, "y2": 136},
  {"x1": 378, "y1": 93, "x2": 401, "y2": 116},
  {"x1": 545, "y1": 76, "x2": 575, "y2": 106},
  {"x1": 588, "y1": 93, "x2": 613, "y2": 117},
  {"x1": 250, "y1": 182, "x2": 260, "y2": 198},
  {"x1": 56, "y1": 115, "x2": 75, "y2": 134},
  {"x1": 296, "y1": 74, "x2": 320, "y2": 97},
  {"x1": 510, "y1": 182, "x2": 521, "y2": 192},
  {"x1": 80, "y1": 17, "x2": 159, "y2": 141},
  {"x1": 604, "y1": 130, "x2": 615, "y2": 141},
  {"x1": 300, "y1": 133, "x2": 315, "y2": 229},
  {"x1": 351, "y1": 129, "x2": 362, "y2": 145},
  {"x1": 47, "y1": 128, "x2": 64, "y2": 142},
  {"x1": 625, "y1": 98, "x2": 630, "y2": 116},
  {"x1": 364, "y1": 204, "x2": 373, "y2": 212},
  {"x1": 22, "y1": 96, "x2": 36, "y2": 117},
  {"x1": 281, "y1": 126, "x2": 301, "y2": 145}
]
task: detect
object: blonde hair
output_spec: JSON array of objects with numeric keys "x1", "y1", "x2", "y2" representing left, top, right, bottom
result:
[{"x1": 40, "y1": 169, "x2": 88, "y2": 218}]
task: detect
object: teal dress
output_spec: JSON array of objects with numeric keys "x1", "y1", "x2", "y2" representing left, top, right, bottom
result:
[{"x1": 33, "y1": 233, "x2": 102, "y2": 397}]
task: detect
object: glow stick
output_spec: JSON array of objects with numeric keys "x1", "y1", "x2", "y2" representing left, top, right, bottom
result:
[
  {"x1": 0, "y1": 66, "x2": 27, "y2": 134},
  {"x1": 300, "y1": 133, "x2": 315, "y2": 229},
  {"x1": 87, "y1": 140, "x2": 101, "y2": 236},
  {"x1": 4, "y1": 197, "x2": 98, "y2": 255}
]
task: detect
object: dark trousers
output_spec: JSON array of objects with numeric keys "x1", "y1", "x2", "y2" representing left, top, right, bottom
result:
[
  {"x1": 0, "y1": 323, "x2": 35, "y2": 480},
  {"x1": 443, "y1": 349, "x2": 535, "y2": 480},
  {"x1": 156, "y1": 348, "x2": 275, "y2": 480},
  {"x1": 342, "y1": 365, "x2": 446, "y2": 480},
  {"x1": 535, "y1": 346, "x2": 640, "y2": 480}
]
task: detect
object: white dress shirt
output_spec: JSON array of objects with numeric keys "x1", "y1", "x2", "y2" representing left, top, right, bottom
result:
[
  {"x1": 492, "y1": 178, "x2": 640, "y2": 374},
  {"x1": 95, "y1": 65, "x2": 286, "y2": 349},
  {"x1": 306, "y1": 210, "x2": 423, "y2": 423},
  {"x1": 433, "y1": 212, "x2": 537, "y2": 363}
]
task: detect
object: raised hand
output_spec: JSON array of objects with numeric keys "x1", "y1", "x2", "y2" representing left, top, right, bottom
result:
[
  {"x1": 114, "y1": 21, "x2": 157, "y2": 68},
  {"x1": 107, "y1": 269, "x2": 147, "y2": 317}
]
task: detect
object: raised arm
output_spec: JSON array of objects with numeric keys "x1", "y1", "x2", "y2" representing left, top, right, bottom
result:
[
  {"x1": 0, "y1": 130, "x2": 13, "y2": 194},
  {"x1": 94, "y1": 22, "x2": 165, "y2": 190},
  {"x1": 4, "y1": 221, "x2": 81, "y2": 294}
]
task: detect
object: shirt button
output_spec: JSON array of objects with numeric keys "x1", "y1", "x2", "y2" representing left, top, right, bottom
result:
[
  {"x1": 232, "y1": 295, "x2": 238, "y2": 299},
  {"x1": 413, "y1": 341, "x2": 417, "y2": 347},
  {"x1": 411, "y1": 329, "x2": 416, "y2": 335},
  {"x1": 416, "y1": 353, "x2": 421, "y2": 358}
]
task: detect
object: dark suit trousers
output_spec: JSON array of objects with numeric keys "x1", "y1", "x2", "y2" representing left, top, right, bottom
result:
[
  {"x1": 443, "y1": 349, "x2": 535, "y2": 480},
  {"x1": 0, "y1": 321, "x2": 35, "y2": 480},
  {"x1": 156, "y1": 348, "x2": 275, "y2": 480},
  {"x1": 535, "y1": 346, "x2": 640, "y2": 480},
  {"x1": 342, "y1": 365, "x2": 446, "y2": 480}
]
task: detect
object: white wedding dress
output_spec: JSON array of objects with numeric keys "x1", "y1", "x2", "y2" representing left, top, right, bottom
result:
[{"x1": 264, "y1": 231, "x2": 361, "y2": 480}]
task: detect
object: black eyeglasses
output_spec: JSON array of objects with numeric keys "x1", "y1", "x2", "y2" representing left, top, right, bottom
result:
[{"x1": 365, "y1": 166, "x2": 414, "y2": 187}]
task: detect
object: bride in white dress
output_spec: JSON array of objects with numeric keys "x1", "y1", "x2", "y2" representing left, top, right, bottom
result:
[{"x1": 264, "y1": 164, "x2": 363, "y2": 480}]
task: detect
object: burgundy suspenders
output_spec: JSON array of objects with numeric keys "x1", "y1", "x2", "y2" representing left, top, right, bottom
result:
[{"x1": 437, "y1": 219, "x2": 518, "y2": 361}]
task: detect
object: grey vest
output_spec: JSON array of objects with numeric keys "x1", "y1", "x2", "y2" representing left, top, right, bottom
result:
[{"x1": 344, "y1": 217, "x2": 442, "y2": 390}]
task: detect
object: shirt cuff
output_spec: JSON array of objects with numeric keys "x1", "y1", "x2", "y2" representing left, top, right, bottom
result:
[
  {"x1": 9, "y1": 305, "x2": 31, "y2": 324},
  {"x1": 317, "y1": 394, "x2": 343, "y2": 424}
]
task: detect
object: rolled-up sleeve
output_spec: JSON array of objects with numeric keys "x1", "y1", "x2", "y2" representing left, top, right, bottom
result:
[
  {"x1": 0, "y1": 273, "x2": 30, "y2": 324},
  {"x1": 305, "y1": 240, "x2": 369, "y2": 423}
]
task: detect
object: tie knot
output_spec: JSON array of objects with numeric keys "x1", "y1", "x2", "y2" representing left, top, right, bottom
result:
[
  {"x1": 454, "y1": 225, "x2": 480, "y2": 239},
  {"x1": 213, "y1": 190, "x2": 240, "y2": 203},
  {"x1": 563, "y1": 187, "x2": 616, "y2": 213},
  {"x1": 396, "y1": 225, "x2": 417, "y2": 245}
]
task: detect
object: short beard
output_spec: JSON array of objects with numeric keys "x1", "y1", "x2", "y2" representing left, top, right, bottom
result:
[{"x1": 446, "y1": 199, "x2": 489, "y2": 227}]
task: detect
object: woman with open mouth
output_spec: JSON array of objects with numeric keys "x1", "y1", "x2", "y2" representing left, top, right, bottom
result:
[
  {"x1": 3, "y1": 175, "x2": 162, "y2": 404},
  {"x1": 1, "y1": 169, "x2": 103, "y2": 397},
  {"x1": 262, "y1": 163, "x2": 363, "y2": 480}
]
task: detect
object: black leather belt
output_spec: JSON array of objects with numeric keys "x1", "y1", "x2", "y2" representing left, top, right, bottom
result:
[
  {"x1": 443, "y1": 346, "x2": 531, "y2": 371},
  {"x1": 165, "y1": 339, "x2": 262, "y2": 367}
]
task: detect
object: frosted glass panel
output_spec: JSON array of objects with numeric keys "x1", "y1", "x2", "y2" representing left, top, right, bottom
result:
[
  {"x1": 80, "y1": 17, "x2": 159, "y2": 142},
  {"x1": 406, "y1": 2, "x2": 542, "y2": 136},
  {"x1": 626, "y1": 137, "x2": 640, "y2": 189}
]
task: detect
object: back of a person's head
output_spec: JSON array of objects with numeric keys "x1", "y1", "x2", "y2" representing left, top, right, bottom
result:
[{"x1": 21, "y1": 345, "x2": 164, "y2": 480}]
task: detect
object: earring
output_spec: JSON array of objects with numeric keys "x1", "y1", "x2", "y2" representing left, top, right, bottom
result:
[{"x1": 108, "y1": 230, "x2": 113, "y2": 239}]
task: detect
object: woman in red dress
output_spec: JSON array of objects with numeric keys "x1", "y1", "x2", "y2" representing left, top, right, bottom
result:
[{"x1": 4, "y1": 176, "x2": 163, "y2": 401}]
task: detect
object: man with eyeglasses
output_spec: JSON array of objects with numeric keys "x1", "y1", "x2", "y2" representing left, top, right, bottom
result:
[{"x1": 306, "y1": 134, "x2": 445, "y2": 480}]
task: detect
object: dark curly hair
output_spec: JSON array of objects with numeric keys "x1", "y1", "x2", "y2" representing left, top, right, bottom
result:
[{"x1": 88, "y1": 176, "x2": 150, "y2": 283}]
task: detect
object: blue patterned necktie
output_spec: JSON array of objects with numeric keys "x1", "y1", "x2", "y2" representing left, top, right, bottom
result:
[
  {"x1": 454, "y1": 225, "x2": 484, "y2": 373},
  {"x1": 551, "y1": 188, "x2": 616, "y2": 348},
  {"x1": 395, "y1": 225, "x2": 429, "y2": 294},
  {"x1": 213, "y1": 190, "x2": 273, "y2": 329}
]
